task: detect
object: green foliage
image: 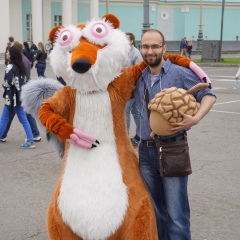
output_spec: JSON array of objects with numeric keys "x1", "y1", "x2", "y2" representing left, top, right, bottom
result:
[{"x1": 221, "y1": 58, "x2": 240, "y2": 64}]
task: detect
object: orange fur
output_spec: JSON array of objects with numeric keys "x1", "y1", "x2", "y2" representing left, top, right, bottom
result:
[
  {"x1": 39, "y1": 65, "x2": 158, "y2": 239},
  {"x1": 49, "y1": 26, "x2": 62, "y2": 44},
  {"x1": 164, "y1": 53, "x2": 192, "y2": 68},
  {"x1": 102, "y1": 14, "x2": 120, "y2": 28},
  {"x1": 39, "y1": 87, "x2": 76, "y2": 141}
]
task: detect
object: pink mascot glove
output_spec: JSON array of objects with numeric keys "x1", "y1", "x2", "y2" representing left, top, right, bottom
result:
[
  {"x1": 67, "y1": 129, "x2": 99, "y2": 149},
  {"x1": 189, "y1": 61, "x2": 211, "y2": 88}
]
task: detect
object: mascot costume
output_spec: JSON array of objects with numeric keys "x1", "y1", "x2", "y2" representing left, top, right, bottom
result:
[{"x1": 21, "y1": 14, "x2": 211, "y2": 240}]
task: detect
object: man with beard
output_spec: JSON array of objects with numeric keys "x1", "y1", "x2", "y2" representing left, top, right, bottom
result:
[{"x1": 133, "y1": 30, "x2": 216, "y2": 240}]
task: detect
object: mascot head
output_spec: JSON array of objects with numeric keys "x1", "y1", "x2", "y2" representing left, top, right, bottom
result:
[{"x1": 48, "y1": 14, "x2": 130, "y2": 93}]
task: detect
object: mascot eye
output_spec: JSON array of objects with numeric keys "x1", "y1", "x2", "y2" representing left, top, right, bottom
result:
[
  {"x1": 90, "y1": 23, "x2": 108, "y2": 38},
  {"x1": 58, "y1": 30, "x2": 74, "y2": 46}
]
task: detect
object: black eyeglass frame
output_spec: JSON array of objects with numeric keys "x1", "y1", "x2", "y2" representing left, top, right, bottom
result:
[{"x1": 140, "y1": 44, "x2": 163, "y2": 50}]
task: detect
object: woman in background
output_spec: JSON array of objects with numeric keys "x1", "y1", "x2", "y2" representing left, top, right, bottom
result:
[
  {"x1": 0, "y1": 46, "x2": 35, "y2": 149},
  {"x1": 35, "y1": 42, "x2": 47, "y2": 78},
  {"x1": 22, "y1": 41, "x2": 34, "y2": 68}
]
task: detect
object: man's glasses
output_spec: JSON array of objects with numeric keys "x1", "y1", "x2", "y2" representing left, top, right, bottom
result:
[{"x1": 140, "y1": 44, "x2": 163, "y2": 50}]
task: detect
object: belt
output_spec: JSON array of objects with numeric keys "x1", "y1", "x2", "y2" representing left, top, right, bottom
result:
[
  {"x1": 142, "y1": 132, "x2": 187, "y2": 147},
  {"x1": 141, "y1": 140, "x2": 156, "y2": 147}
]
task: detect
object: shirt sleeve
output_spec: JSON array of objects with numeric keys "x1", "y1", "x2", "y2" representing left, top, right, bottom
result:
[
  {"x1": 183, "y1": 68, "x2": 216, "y2": 103},
  {"x1": 4, "y1": 68, "x2": 14, "y2": 86}
]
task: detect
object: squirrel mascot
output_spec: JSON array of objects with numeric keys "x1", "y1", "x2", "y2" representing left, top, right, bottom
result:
[{"x1": 21, "y1": 14, "x2": 211, "y2": 240}]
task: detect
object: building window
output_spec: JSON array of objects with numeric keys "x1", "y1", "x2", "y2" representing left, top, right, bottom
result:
[
  {"x1": 26, "y1": 14, "x2": 32, "y2": 41},
  {"x1": 54, "y1": 15, "x2": 62, "y2": 26}
]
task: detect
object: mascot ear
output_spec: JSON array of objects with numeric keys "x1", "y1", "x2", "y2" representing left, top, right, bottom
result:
[
  {"x1": 77, "y1": 22, "x2": 86, "y2": 29},
  {"x1": 49, "y1": 25, "x2": 62, "y2": 44},
  {"x1": 164, "y1": 54, "x2": 211, "y2": 87},
  {"x1": 101, "y1": 14, "x2": 120, "y2": 29}
]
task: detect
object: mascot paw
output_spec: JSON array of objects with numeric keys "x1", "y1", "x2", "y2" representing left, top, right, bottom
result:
[
  {"x1": 189, "y1": 61, "x2": 211, "y2": 86},
  {"x1": 66, "y1": 129, "x2": 99, "y2": 148}
]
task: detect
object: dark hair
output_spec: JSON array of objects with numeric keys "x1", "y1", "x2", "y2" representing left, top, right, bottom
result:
[
  {"x1": 8, "y1": 46, "x2": 26, "y2": 77},
  {"x1": 126, "y1": 32, "x2": 136, "y2": 46},
  {"x1": 13, "y1": 41, "x2": 23, "y2": 52},
  {"x1": 23, "y1": 41, "x2": 30, "y2": 52},
  {"x1": 142, "y1": 29, "x2": 166, "y2": 45},
  {"x1": 9, "y1": 36, "x2": 14, "y2": 42}
]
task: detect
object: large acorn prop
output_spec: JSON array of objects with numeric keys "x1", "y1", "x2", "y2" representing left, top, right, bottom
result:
[{"x1": 148, "y1": 83, "x2": 210, "y2": 137}]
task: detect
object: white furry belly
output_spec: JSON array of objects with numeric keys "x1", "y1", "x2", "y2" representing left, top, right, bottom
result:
[{"x1": 58, "y1": 92, "x2": 128, "y2": 240}]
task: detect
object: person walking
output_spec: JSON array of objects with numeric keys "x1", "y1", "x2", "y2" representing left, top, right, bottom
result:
[
  {"x1": 124, "y1": 32, "x2": 143, "y2": 148},
  {"x1": 35, "y1": 42, "x2": 47, "y2": 78},
  {"x1": 0, "y1": 46, "x2": 35, "y2": 149},
  {"x1": 4, "y1": 42, "x2": 11, "y2": 66},
  {"x1": 180, "y1": 37, "x2": 188, "y2": 58},
  {"x1": 187, "y1": 40, "x2": 193, "y2": 59},
  {"x1": 22, "y1": 41, "x2": 34, "y2": 68},
  {"x1": 30, "y1": 41, "x2": 38, "y2": 52},
  {"x1": 1, "y1": 42, "x2": 41, "y2": 143},
  {"x1": 4, "y1": 37, "x2": 14, "y2": 66},
  {"x1": 133, "y1": 29, "x2": 216, "y2": 239},
  {"x1": 234, "y1": 65, "x2": 240, "y2": 89}
]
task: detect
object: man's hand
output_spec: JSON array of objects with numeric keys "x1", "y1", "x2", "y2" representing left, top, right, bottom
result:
[
  {"x1": 168, "y1": 111, "x2": 198, "y2": 134},
  {"x1": 168, "y1": 95, "x2": 216, "y2": 134},
  {"x1": 67, "y1": 129, "x2": 99, "y2": 149}
]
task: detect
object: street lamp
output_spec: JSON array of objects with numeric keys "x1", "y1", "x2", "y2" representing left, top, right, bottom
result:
[
  {"x1": 197, "y1": 0, "x2": 203, "y2": 50},
  {"x1": 218, "y1": 0, "x2": 225, "y2": 62},
  {"x1": 142, "y1": 0, "x2": 151, "y2": 35},
  {"x1": 106, "y1": 0, "x2": 109, "y2": 13}
]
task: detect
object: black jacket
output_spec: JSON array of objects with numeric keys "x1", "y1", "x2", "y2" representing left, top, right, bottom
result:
[{"x1": 35, "y1": 50, "x2": 47, "y2": 64}]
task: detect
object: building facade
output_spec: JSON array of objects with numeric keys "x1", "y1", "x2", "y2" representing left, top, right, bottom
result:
[{"x1": 1, "y1": 0, "x2": 240, "y2": 53}]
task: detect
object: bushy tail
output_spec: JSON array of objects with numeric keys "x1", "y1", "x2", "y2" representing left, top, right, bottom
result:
[{"x1": 21, "y1": 78, "x2": 65, "y2": 158}]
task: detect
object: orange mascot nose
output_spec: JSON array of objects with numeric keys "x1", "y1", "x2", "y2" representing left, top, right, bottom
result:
[{"x1": 71, "y1": 38, "x2": 106, "y2": 74}]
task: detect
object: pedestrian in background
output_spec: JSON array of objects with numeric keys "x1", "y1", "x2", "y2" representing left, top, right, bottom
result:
[
  {"x1": 1, "y1": 42, "x2": 41, "y2": 143},
  {"x1": 180, "y1": 37, "x2": 188, "y2": 58},
  {"x1": 124, "y1": 32, "x2": 143, "y2": 148},
  {"x1": 187, "y1": 40, "x2": 193, "y2": 59},
  {"x1": 8, "y1": 36, "x2": 15, "y2": 47},
  {"x1": 30, "y1": 41, "x2": 38, "y2": 52},
  {"x1": 234, "y1": 65, "x2": 240, "y2": 89},
  {"x1": 4, "y1": 42, "x2": 11, "y2": 66},
  {"x1": 34, "y1": 42, "x2": 47, "y2": 78},
  {"x1": 23, "y1": 42, "x2": 34, "y2": 68},
  {"x1": 0, "y1": 46, "x2": 35, "y2": 149},
  {"x1": 4, "y1": 36, "x2": 15, "y2": 66}
]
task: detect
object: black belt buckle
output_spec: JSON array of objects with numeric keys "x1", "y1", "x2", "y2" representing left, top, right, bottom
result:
[{"x1": 145, "y1": 140, "x2": 155, "y2": 147}]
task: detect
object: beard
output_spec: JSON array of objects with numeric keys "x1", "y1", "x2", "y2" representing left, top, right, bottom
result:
[{"x1": 143, "y1": 52, "x2": 163, "y2": 67}]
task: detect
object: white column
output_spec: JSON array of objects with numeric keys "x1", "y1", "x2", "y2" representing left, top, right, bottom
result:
[
  {"x1": 32, "y1": 0, "x2": 43, "y2": 44},
  {"x1": 72, "y1": 0, "x2": 78, "y2": 24},
  {"x1": 0, "y1": 0, "x2": 11, "y2": 53},
  {"x1": 62, "y1": 0, "x2": 78, "y2": 25},
  {"x1": 90, "y1": 0, "x2": 99, "y2": 19}
]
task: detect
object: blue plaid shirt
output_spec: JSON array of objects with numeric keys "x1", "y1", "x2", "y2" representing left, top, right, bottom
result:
[{"x1": 133, "y1": 59, "x2": 216, "y2": 140}]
